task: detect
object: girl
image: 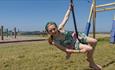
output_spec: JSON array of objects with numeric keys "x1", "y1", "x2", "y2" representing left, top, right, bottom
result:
[{"x1": 45, "y1": 3, "x2": 102, "y2": 70}]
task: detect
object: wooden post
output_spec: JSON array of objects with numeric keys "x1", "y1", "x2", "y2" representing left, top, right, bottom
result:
[
  {"x1": 14, "y1": 27, "x2": 16, "y2": 38},
  {"x1": 92, "y1": 0, "x2": 96, "y2": 38},
  {"x1": 1, "y1": 26, "x2": 4, "y2": 40},
  {"x1": 6, "y1": 28, "x2": 8, "y2": 37}
]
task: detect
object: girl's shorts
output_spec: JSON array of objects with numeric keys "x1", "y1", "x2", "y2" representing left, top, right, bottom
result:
[{"x1": 72, "y1": 32, "x2": 88, "y2": 50}]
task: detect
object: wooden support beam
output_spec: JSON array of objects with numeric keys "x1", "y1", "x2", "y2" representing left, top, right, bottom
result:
[
  {"x1": 92, "y1": 0, "x2": 96, "y2": 38},
  {"x1": 96, "y1": 2, "x2": 115, "y2": 8},
  {"x1": 96, "y1": 7, "x2": 115, "y2": 12}
]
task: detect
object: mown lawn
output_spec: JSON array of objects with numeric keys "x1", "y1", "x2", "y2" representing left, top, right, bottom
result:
[{"x1": 0, "y1": 38, "x2": 115, "y2": 70}]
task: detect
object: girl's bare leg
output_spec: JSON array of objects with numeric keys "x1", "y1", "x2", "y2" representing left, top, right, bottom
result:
[
  {"x1": 87, "y1": 37, "x2": 102, "y2": 70},
  {"x1": 79, "y1": 43, "x2": 102, "y2": 70}
]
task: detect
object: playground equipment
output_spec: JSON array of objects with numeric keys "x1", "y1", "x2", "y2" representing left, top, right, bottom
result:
[
  {"x1": 70, "y1": 0, "x2": 80, "y2": 41},
  {"x1": 0, "y1": 26, "x2": 17, "y2": 40},
  {"x1": 110, "y1": 15, "x2": 115, "y2": 44},
  {"x1": 84, "y1": 0, "x2": 115, "y2": 38}
]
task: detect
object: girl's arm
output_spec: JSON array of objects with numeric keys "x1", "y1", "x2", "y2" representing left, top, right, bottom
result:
[
  {"x1": 53, "y1": 43, "x2": 67, "y2": 52},
  {"x1": 58, "y1": 4, "x2": 72, "y2": 32}
]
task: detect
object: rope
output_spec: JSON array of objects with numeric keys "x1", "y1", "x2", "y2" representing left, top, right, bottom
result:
[{"x1": 70, "y1": 0, "x2": 81, "y2": 42}]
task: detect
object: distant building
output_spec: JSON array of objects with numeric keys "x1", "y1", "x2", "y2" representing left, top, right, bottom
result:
[{"x1": 110, "y1": 15, "x2": 115, "y2": 44}]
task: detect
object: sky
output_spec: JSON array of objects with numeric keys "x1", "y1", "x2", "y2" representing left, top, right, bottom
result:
[{"x1": 0, "y1": 0, "x2": 115, "y2": 32}]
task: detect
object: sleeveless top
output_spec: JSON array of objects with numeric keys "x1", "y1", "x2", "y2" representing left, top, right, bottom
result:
[
  {"x1": 53, "y1": 31, "x2": 74, "y2": 46},
  {"x1": 53, "y1": 31, "x2": 87, "y2": 50}
]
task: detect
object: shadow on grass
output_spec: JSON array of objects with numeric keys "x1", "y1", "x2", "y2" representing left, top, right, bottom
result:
[
  {"x1": 102, "y1": 60, "x2": 115, "y2": 68},
  {"x1": 83, "y1": 60, "x2": 115, "y2": 70}
]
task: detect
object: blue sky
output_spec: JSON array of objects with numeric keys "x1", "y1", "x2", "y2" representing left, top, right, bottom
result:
[{"x1": 0, "y1": 0, "x2": 115, "y2": 32}]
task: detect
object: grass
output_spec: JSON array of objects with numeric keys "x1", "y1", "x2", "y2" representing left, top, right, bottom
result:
[{"x1": 0, "y1": 38, "x2": 115, "y2": 70}]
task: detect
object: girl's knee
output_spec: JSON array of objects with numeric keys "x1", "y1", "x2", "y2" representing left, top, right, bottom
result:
[
  {"x1": 90, "y1": 39, "x2": 97, "y2": 46},
  {"x1": 93, "y1": 39, "x2": 97, "y2": 44},
  {"x1": 87, "y1": 46, "x2": 93, "y2": 51},
  {"x1": 87, "y1": 37, "x2": 97, "y2": 45}
]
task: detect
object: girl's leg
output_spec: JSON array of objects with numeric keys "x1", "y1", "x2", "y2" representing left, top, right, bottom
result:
[
  {"x1": 79, "y1": 43, "x2": 102, "y2": 70},
  {"x1": 86, "y1": 37, "x2": 102, "y2": 69},
  {"x1": 65, "y1": 45, "x2": 75, "y2": 59},
  {"x1": 66, "y1": 52, "x2": 71, "y2": 60},
  {"x1": 86, "y1": 48, "x2": 102, "y2": 70}
]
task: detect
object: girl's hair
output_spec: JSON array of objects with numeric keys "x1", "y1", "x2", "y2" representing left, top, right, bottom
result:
[
  {"x1": 45, "y1": 21, "x2": 57, "y2": 32},
  {"x1": 45, "y1": 21, "x2": 57, "y2": 45}
]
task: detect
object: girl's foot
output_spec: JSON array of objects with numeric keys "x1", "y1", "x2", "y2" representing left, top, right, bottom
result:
[
  {"x1": 89, "y1": 64, "x2": 102, "y2": 70},
  {"x1": 87, "y1": 59, "x2": 102, "y2": 70}
]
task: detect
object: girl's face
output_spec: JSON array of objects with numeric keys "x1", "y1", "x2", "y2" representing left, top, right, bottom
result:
[{"x1": 47, "y1": 24, "x2": 58, "y2": 36}]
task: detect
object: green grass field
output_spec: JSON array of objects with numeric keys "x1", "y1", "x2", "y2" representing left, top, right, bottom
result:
[{"x1": 0, "y1": 37, "x2": 115, "y2": 70}]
